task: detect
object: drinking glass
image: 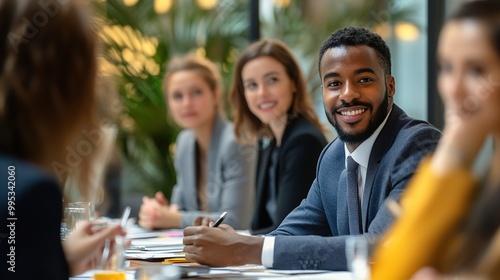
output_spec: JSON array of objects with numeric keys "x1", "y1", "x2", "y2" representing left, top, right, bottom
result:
[
  {"x1": 60, "y1": 218, "x2": 69, "y2": 240},
  {"x1": 65, "y1": 202, "x2": 94, "y2": 235},
  {"x1": 345, "y1": 236, "x2": 370, "y2": 280}
]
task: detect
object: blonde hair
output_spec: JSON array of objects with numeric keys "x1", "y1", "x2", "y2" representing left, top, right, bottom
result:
[{"x1": 163, "y1": 54, "x2": 223, "y2": 100}]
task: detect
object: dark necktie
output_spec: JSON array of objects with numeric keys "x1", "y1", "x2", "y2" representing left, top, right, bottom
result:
[{"x1": 347, "y1": 156, "x2": 361, "y2": 234}]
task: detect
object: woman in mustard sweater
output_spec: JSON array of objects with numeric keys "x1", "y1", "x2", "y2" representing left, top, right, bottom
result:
[{"x1": 371, "y1": 1, "x2": 500, "y2": 279}]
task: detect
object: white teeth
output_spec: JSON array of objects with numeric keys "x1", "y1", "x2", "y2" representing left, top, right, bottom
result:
[
  {"x1": 259, "y1": 102, "x2": 275, "y2": 109},
  {"x1": 341, "y1": 109, "x2": 365, "y2": 116}
]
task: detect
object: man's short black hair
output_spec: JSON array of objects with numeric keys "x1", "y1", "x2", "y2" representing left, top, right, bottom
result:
[{"x1": 318, "y1": 26, "x2": 392, "y2": 76}]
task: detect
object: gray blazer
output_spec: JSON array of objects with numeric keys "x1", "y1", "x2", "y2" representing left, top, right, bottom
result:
[
  {"x1": 269, "y1": 105, "x2": 441, "y2": 270},
  {"x1": 170, "y1": 115, "x2": 257, "y2": 229}
]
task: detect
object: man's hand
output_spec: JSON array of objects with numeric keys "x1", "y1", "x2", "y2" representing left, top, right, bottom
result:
[{"x1": 183, "y1": 225, "x2": 264, "y2": 267}]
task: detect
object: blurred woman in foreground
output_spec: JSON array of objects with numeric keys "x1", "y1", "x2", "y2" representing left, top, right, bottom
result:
[
  {"x1": 0, "y1": 0, "x2": 124, "y2": 279},
  {"x1": 371, "y1": 1, "x2": 500, "y2": 279}
]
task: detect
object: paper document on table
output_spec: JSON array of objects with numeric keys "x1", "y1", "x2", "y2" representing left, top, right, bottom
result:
[
  {"x1": 126, "y1": 224, "x2": 183, "y2": 239},
  {"x1": 128, "y1": 230, "x2": 183, "y2": 239},
  {"x1": 209, "y1": 265, "x2": 352, "y2": 278},
  {"x1": 126, "y1": 252, "x2": 185, "y2": 260},
  {"x1": 127, "y1": 245, "x2": 183, "y2": 252},
  {"x1": 127, "y1": 234, "x2": 184, "y2": 260},
  {"x1": 130, "y1": 236, "x2": 183, "y2": 247}
]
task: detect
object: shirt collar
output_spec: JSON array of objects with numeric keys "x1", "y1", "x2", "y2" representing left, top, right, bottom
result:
[{"x1": 344, "y1": 107, "x2": 392, "y2": 169}]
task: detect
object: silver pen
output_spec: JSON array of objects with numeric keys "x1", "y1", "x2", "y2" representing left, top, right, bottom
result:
[{"x1": 211, "y1": 211, "x2": 227, "y2": 227}]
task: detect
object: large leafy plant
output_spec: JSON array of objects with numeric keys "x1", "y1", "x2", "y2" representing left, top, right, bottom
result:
[
  {"x1": 99, "y1": 0, "x2": 249, "y2": 199},
  {"x1": 98, "y1": 0, "x2": 416, "y2": 200}
]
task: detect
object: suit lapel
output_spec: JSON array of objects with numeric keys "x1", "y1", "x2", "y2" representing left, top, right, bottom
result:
[
  {"x1": 183, "y1": 135, "x2": 198, "y2": 210},
  {"x1": 361, "y1": 105, "x2": 404, "y2": 230},
  {"x1": 255, "y1": 140, "x2": 274, "y2": 217},
  {"x1": 257, "y1": 117, "x2": 297, "y2": 204}
]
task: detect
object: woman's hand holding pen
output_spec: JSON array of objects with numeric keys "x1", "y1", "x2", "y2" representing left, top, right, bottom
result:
[
  {"x1": 139, "y1": 191, "x2": 181, "y2": 229},
  {"x1": 183, "y1": 224, "x2": 264, "y2": 267}
]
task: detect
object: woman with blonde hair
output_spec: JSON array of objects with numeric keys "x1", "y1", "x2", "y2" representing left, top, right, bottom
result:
[
  {"x1": 0, "y1": 0, "x2": 124, "y2": 279},
  {"x1": 230, "y1": 38, "x2": 327, "y2": 234},
  {"x1": 138, "y1": 54, "x2": 256, "y2": 230}
]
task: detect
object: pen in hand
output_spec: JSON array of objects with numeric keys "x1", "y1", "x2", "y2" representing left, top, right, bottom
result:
[
  {"x1": 120, "y1": 206, "x2": 131, "y2": 229},
  {"x1": 211, "y1": 211, "x2": 227, "y2": 228},
  {"x1": 101, "y1": 206, "x2": 131, "y2": 270}
]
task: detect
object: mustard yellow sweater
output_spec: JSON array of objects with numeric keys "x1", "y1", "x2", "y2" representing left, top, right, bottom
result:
[{"x1": 371, "y1": 158, "x2": 477, "y2": 280}]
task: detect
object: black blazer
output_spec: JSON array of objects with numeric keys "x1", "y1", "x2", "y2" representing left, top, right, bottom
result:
[
  {"x1": 250, "y1": 116, "x2": 327, "y2": 234},
  {"x1": 0, "y1": 154, "x2": 69, "y2": 280}
]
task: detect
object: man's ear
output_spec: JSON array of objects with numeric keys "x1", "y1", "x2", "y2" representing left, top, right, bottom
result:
[{"x1": 387, "y1": 75, "x2": 396, "y2": 98}]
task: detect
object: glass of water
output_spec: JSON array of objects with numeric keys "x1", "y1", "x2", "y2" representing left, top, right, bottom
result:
[
  {"x1": 64, "y1": 202, "x2": 94, "y2": 236},
  {"x1": 345, "y1": 236, "x2": 370, "y2": 280}
]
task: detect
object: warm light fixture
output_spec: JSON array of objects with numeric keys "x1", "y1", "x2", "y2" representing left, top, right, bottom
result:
[
  {"x1": 196, "y1": 0, "x2": 218, "y2": 10},
  {"x1": 395, "y1": 22, "x2": 419, "y2": 41},
  {"x1": 154, "y1": 0, "x2": 172, "y2": 14},
  {"x1": 99, "y1": 24, "x2": 160, "y2": 78},
  {"x1": 274, "y1": 0, "x2": 291, "y2": 8},
  {"x1": 123, "y1": 0, "x2": 139, "y2": 7}
]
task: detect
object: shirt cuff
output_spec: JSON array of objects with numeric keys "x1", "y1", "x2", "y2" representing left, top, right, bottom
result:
[{"x1": 261, "y1": 236, "x2": 275, "y2": 268}]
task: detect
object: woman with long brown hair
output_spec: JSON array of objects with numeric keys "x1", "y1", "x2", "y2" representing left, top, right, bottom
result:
[{"x1": 230, "y1": 38, "x2": 327, "y2": 234}]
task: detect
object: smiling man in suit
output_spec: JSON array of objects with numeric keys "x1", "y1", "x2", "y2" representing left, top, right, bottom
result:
[{"x1": 182, "y1": 26, "x2": 441, "y2": 270}]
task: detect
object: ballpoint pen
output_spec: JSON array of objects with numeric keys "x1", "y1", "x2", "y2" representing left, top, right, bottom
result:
[
  {"x1": 101, "y1": 206, "x2": 131, "y2": 269},
  {"x1": 211, "y1": 211, "x2": 227, "y2": 227},
  {"x1": 115, "y1": 206, "x2": 131, "y2": 270},
  {"x1": 120, "y1": 206, "x2": 131, "y2": 228}
]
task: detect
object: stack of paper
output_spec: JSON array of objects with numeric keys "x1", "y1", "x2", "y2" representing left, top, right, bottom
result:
[{"x1": 125, "y1": 226, "x2": 185, "y2": 261}]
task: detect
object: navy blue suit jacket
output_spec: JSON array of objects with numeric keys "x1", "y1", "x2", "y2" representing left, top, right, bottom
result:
[
  {"x1": 0, "y1": 154, "x2": 69, "y2": 280},
  {"x1": 269, "y1": 105, "x2": 441, "y2": 270}
]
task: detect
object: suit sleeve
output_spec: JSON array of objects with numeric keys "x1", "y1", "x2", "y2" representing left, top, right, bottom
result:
[
  {"x1": 269, "y1": 178, "x2": 349, "y2": 270},
  {"x1": 252, "y1": 134, "x2": 325, "y2": 234},
  {"x1": 268, "y1": 147, "x2": 348, "y2": 270}
]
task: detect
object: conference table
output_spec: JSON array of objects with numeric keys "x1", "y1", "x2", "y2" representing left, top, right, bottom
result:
[{"x1": 70, "y1": 224, "x2": 354, "y2": 279}]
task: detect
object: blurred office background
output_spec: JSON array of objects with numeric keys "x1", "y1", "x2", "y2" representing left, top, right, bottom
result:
[{"x1": 85, "y1": 0, "x2": 474, "y2": 217}]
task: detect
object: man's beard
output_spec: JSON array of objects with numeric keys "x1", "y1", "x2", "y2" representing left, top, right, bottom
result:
[{"x1": 326, "y1": 90, "x2": 390, "y2": 145}]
